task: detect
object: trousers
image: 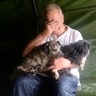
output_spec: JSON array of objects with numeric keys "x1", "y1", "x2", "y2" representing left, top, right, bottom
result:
[{"x1": 12, "y1": 73, "x2": 78, "y2": 96}]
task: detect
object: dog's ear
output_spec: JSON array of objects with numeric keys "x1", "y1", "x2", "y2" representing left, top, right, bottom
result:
[
  {"x1": 57, "y1": 41, "x2": 61, "y2": 45},
  {"x1": 80, "y1": 64, "x2": 84, "y2": 71},
  {"x1": 80, "y1": 60, "x2": 86, "y2": 71},
  {"x1": 79, "y1": 54, "x2": 87, "y2": 71}
]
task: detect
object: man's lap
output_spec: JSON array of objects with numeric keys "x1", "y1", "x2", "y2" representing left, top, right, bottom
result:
[{"x1": 13, "y1": 74, "x2": 78, "y2": 96}]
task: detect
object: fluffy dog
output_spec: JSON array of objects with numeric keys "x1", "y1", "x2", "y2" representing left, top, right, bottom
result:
[
  {"x1": 63, "y1": 40, "x2": 91, "y2": 66},
  {"x1": 54, "y1": 40, "x2": 91, "y2": 79},
  {"x1": 16, "y1": 40, "x2": 91, "y2": 79}
]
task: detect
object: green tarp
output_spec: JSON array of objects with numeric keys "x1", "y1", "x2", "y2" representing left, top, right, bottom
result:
[{"x1": 0, "y1": 0, "x2": 96, "y2": 95}]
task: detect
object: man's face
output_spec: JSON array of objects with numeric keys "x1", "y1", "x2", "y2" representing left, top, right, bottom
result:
[{"x1": 45, "y1": 9, "x2": 64, "y2": 32}]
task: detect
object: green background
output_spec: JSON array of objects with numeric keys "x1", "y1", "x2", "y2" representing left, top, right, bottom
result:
[{"x1": 0, "y1": 0, "x2": 96, "y2": 95}]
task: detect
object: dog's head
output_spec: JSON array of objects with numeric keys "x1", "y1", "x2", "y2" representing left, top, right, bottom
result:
[
  {"x1": 42, "y1": 40, "x2": 63, "y2": 57},
  {"x1": 76, "y1": 40, "x2": 91, "y2": 70},
  {"x1": 62, "y1": 40, "x2": 91, "y2": 69}
]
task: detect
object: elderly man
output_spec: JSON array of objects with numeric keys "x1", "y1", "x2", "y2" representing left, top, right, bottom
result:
[{"x1": 13, "y1": 3, "x2": 83, "y2": 96}]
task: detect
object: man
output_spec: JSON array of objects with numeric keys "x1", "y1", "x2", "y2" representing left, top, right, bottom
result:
[{"x1": 13, "y1": 3, "x2": 83, "y2": 96}]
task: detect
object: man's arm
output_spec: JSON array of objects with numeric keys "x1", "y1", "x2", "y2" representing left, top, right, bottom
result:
[
  {"x1": 48, "y1": 57, "x2": 76, "y2": 71},
  {"x1": 22, "y1": 30, "x2": 50, "y2": 57},
  {"x1": 22, "y1": 20, "x2": 59, "y2": 57}
]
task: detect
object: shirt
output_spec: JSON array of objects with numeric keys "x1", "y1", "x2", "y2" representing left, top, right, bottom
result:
[{"x1": 45, "y1": 25, "x2": 83, "y2": 87}]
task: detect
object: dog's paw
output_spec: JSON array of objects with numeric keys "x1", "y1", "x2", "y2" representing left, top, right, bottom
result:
[
  {"x1": 52, "y1": 69, "x2": 59, "y2": 79},
  {"x1": 55, "y1": 71, "x2": 59, "y2": 79}
]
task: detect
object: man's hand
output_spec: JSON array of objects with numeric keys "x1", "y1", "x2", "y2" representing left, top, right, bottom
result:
[
  {"x1": 44, "y1": 19, "x2": 59, "y2": 36},
  {"x1": 48, "y1": 57, "x2": 72, "y2": 71}
]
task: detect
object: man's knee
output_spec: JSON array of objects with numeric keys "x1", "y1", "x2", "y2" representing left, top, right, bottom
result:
[{"x1": 57, "y1": 75, "x2": 78, "y2": 96}]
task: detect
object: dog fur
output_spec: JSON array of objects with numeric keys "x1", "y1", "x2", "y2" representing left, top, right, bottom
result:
[
  {"x1": 16, "y1": 40, "x2": 91, "y2": 79},
  {"x1": 62, "y1": 40, "x2": 91, "y2": 66},
  {"x1": 17, "y1": 40, "x2": 63, "y2": 74},
  {"x1": 56, "y1": 40, "x2": 91, "y2": 79}
]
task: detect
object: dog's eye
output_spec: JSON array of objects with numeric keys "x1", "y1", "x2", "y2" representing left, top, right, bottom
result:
[
  {"x1": 46, "y1": 44, "x2": 50, "y2": 48},
  {"x1": 46, "y1": 43, "x2": 49, "y2": 46},
  {"x1": 44, "y1": 44, "x2": 50, "y2": 54},
  {"x1": 46, "y1": 46, "x2": 50, "y2": 50}
]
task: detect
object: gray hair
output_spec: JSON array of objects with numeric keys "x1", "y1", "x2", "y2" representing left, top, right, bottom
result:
[{"x1": 44, "y1": 3, "x2": 63, "y2": 17}]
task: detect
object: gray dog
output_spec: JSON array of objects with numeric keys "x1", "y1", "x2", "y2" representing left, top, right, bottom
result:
[
  {"x1": 16, "y1": 40, "x2": 91, "y2": 79},
  {"x1": 17, "y1": 40, "x2": 63, "y2": 78}
]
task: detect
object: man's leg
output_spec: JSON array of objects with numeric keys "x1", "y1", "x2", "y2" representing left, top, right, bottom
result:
[
  {"x1": 12, "y1": 74, "x2": 49, "y2": 96},
  {"x1": 56, "y1": 75, "x2": 78, "y2": 96}
]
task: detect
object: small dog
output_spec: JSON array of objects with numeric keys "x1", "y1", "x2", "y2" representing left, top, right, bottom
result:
[
  {"x1": 16, "y1": 40, "x2": 91, "y2": 79},
  {"x1": 54, "y1": 40, "x2": 91, "y2": 79},
  {"x1": 17, "y1": 40, "x2": 63, "y2": 74},
  {"x1": 62, "y1": 40, "x2": 91, "y2": 67}
]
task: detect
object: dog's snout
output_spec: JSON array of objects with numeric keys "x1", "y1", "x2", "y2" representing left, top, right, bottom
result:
[{"x1": 52, "y1": 49, "x2": 57, "y2": 51}]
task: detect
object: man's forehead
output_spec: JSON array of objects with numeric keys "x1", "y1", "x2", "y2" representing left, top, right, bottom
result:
[{"x1": 46, "y1": 10, "x2": 60, "y2": 19}]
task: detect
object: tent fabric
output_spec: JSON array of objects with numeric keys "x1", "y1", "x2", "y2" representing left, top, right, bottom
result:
[{"x1": 0, "y1": 0, "x2": 96, "y2": 95}]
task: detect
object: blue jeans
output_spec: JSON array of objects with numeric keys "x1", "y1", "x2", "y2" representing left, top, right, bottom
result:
[
  {"x1": 12, "y1": 74, "x2": 78, "y2": 96},
  {"x1": 57, "y1": 75, "x2": 78, "y2": 96}
]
